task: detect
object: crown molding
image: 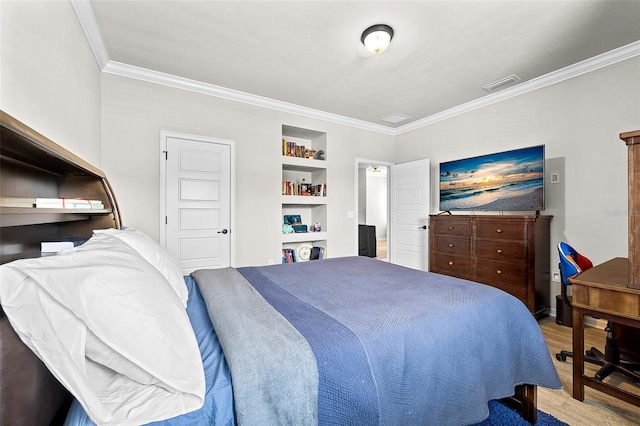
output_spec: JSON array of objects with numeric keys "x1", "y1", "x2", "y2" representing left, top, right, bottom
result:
[
  {"x1": 73, "y1": 3, "x2": 639, "y2": 137},
  {"x1": 102, "y1": 61, "x2": 397, "y2": 135},
  {"x1": 71, "y1": 0, "x2": 109, "y2": 70},
  {"x1": 395, "y1": 40, "x2": 640, "y2": 135}
]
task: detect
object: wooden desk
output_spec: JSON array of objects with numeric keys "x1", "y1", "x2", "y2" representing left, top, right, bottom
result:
[{"x1": 569, "y1": 257, "x2": 640, "y2": 406}]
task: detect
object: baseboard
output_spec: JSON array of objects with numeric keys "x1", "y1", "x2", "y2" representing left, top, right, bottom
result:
[{"x1": 549, "y1": 309, "x2": 607, "y2": 329}]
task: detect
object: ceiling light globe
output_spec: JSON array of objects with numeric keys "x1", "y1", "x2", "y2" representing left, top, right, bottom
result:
[{"x1": 361, "y1": 24, "x2": 394, "y2": 54}]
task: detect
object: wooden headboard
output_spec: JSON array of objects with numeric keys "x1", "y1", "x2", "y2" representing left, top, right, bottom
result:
[{"x1": 0, "y1": 111, "x2": 122, "y2": 425}]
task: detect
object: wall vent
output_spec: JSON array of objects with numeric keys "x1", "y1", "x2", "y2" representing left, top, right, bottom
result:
[{"x1": 482, "y1": 74, "x2": 522, "y2": 92}]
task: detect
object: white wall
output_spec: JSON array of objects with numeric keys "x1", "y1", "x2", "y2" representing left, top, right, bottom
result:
[
  {"x1": 358, "y1": 168, "x2": 367, "y2": 223},
  {"x1": 0, "y1": 0, "x2": 102, "y2": 165},
  {"x1": 100, "y1": 74, "x2": 396, "y2": 267},
  {"x1": 4, "y1": 0, "x2": 639, "y2": 287},
  {"x1": 366, "y1": 174, "x2": 388, "y2": 239},
  {"x1": 0, "y1": 0, "x2": 396, "y2": 268},
  {"x1": 395, "y1": 57, "x2": 640, "y2": 312}
]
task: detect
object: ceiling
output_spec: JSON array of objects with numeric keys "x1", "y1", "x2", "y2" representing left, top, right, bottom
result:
[{"x1": 83, "y1": 1, "x2": 640, "y2": 133}]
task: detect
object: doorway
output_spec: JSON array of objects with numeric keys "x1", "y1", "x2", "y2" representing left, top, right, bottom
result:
[
  {"x1": 356, "y1": 158, "x2": 431, "y2": 271},
  {"x1": 356, "y1": 159, "x2": 390, "y2": 261}
]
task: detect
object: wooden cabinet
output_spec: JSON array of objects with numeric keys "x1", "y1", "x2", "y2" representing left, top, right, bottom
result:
[
  {"x1": 429, "y1": 214, "x2": 551, "y2": 318},
  {"x1": 621, "y1": 129, "x2": 640, "y2": 289},
  {"x1": 0, "y1": 111, "x2": 121, "y2": 264}
]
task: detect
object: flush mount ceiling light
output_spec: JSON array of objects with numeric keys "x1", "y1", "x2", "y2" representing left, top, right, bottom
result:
[{"x1": 361, "y1": 24, "x2": 394, "y2": 54}]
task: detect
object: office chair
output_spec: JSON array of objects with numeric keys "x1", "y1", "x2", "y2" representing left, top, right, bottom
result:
[{"x1": 555, "y1": 242, "x2": 640, "y2": 383}]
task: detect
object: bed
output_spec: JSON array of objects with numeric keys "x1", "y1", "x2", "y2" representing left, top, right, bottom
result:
[{"x1": 0, "y1": 111, "x2": 561, "y2": 425}]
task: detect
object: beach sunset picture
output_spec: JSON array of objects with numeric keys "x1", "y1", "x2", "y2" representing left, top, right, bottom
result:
[{"x1": 439, "y1": 145, "x2": 544, "y2": 211}]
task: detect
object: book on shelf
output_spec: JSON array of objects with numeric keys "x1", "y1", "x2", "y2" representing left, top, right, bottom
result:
[
  {"x1": 282, "y1": 138, "x2": 315, "y2": 159},
  {"x1": 310, "y1": 246, "x2": 326, "y2": 260},
  {"x1": 41, "y1": 237, "x2": 87, "y2": 253},
  {"x1": 282, "y1": 248, "x2": 296, "y2": 263},
  {"x1": 282, "y1": 181, "x2": 326, "y2": 197},
  {"x1": 35, "y1": 197, "x2": 104, "y2": 209},
  {"x1": 41, "y1": 241, "x2": 74, "y2": 253}
]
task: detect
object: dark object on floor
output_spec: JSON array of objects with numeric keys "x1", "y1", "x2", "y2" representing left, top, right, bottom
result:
[
  {"x1": 358, "y1": 224, "x2": 376, "y2": 257},
  {"x1": 555, "y1": 294, "x2": 572, "y2": 327}
]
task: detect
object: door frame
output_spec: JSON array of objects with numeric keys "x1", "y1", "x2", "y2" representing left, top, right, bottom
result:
[
  {"x1": 159, "y1": 130, "x2": 237, "y2": 267},
  {"x1": 354, "y1": 158, "x2": 393, "y2": 257}
]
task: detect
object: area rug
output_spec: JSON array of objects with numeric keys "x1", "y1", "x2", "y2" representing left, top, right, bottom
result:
[{"x1": 474, "y1": 400, "x2": 568, "y2": 426}]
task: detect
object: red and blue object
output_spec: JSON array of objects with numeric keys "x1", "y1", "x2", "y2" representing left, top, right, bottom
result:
[{"x1": 557, "y1": 242, "x2": 593, "y2": 285}]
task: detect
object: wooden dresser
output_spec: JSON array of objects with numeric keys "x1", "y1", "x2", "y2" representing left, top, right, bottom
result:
[{"x1": 429, "y1": 214, "x2": 552, "y2": 317}]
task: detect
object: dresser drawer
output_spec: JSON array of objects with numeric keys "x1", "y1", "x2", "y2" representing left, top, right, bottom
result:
[
  {"x1": 483, "y1": 281, "x2": 528, "y2": 304},
  {"x1": 432, "y1": 254, "x2": 471, "y2": 279},
  {"x1": 431, "y1": 218, "x2": 470, "y2": 237},
  {"x1": 476, "y1": 240, "x2": 526, "y2": 263},
  {"x1": 475, "y1": 260, "x2": 526, "y2": 286},
  {"x1": 476, "y1": 221, "x2": 526, "y2": 241},
  {"x1": 433, "y1": 236, "x2": 471, "y2": 256}
]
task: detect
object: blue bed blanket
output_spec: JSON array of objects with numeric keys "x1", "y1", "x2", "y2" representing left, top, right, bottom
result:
[
  {"x1": 232, "y1": 256, "x2": 561, "y2": 425},
  {"x1": 65, "y1": 257, "x2": 560, "y2": 426}
]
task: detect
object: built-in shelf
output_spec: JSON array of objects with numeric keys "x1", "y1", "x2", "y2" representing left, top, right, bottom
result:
[
  {"x1": 0, "y1": 207, "x2": 113, "y2": 228},
  {"x1": 281, "y1": 196, "x2": 328, "y2": 205},
  {"x1": 282, "y1": 232, "x2": 328, "y2": 244},
  {"x1": 281, "y1": 124, "x2": 328, "y2": 262},
  {"x1": 0, "y1": 110, "x2": 121, "y2": 263},
  {"x1": 282, "y1": 156, "x2": 326, "y2": 171}
]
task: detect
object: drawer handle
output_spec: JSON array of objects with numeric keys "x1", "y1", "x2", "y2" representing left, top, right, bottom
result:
[
  {"x1": 448, "y1": 261, "x2": 454, "y2": 266},
  {"x1": 448, "y1": 243, "x2": 455, "y2": 248},
  {"x1": 496, "y1": 229, "x2": 503, "y2": 233},
  {"x1": 496, "y1": 249, "x2": 503, "y2": 254},
  {"x1": 448, "y1": 226, "x2": 454, "y2": 230},
  {"x1": 496, "y1": 270, "x2": 503, "y2": 275}
]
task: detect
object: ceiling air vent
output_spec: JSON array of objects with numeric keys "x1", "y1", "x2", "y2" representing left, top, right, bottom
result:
[
  {"x1": 482, "y1": 74, "x2": 522, "y2": 92},
  {"x1": 382, "y1": 113, "x2": 411, "y2": 124}
]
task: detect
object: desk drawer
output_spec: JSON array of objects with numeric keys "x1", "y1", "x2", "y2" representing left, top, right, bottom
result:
[
  {"x1": 433, "y1": 237, "x2": 470, "y2": 256},
  {"x1": 432, "y1": 254, "x2": 471, "y2": 279},
  {"x1": 476, "y1": 240, "x2": 526, "y2": 263},
  {"x1": 476, "y1": 221, "x2": 526, "y2": 241},
  {"x1": 431, "y1": 218, "x2": 470, "y2": 237},
  {"x1": 476, "y1": 260, "x2": 526, "y2": 286}
]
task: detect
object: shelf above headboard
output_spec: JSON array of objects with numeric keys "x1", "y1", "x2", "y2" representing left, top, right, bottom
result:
[{"x1": 0, "y1": 110, "x2": 122, "y2": 263}]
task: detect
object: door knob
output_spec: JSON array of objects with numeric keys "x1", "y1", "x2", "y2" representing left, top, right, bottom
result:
[
  {"x1": 218, "y1": 229, "x2": 229, "y2": 234},
  {"x1": 418, "y1": 225, "x2": 427, "y2": 230}
]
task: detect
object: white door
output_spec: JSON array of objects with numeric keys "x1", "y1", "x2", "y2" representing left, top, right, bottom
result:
[
  {"x1": 161, "y1": 133, "x2": 233, "y2": 273},
  {"x1": 389, "y1": 159, "x2": 431, "y2": 271}
]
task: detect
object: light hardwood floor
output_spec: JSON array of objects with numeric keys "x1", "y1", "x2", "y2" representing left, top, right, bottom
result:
[
  {"x1": 537, "y1": 318, "x2": 640, "y2": 425},
  {"x1": 376, "y1": 239, "x2": 387, "y2": 260}
]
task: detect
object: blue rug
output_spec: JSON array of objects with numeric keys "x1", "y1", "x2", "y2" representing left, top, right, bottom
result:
[{"x1": 474, "y1": 400, "x2": 568, "y2": 426}]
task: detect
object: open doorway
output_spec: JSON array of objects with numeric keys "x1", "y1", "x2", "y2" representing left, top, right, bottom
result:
[{"x1": 356, "y1": 160, "x2": 390, "y2": 261}]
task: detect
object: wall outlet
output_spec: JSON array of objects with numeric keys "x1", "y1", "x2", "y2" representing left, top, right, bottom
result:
[
  {"x1": 268, "y1": 259, "x2": 274, "y2": 265},
  {"x1": 552, "y1": 272, "x2": 561, "y2": 282}
]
